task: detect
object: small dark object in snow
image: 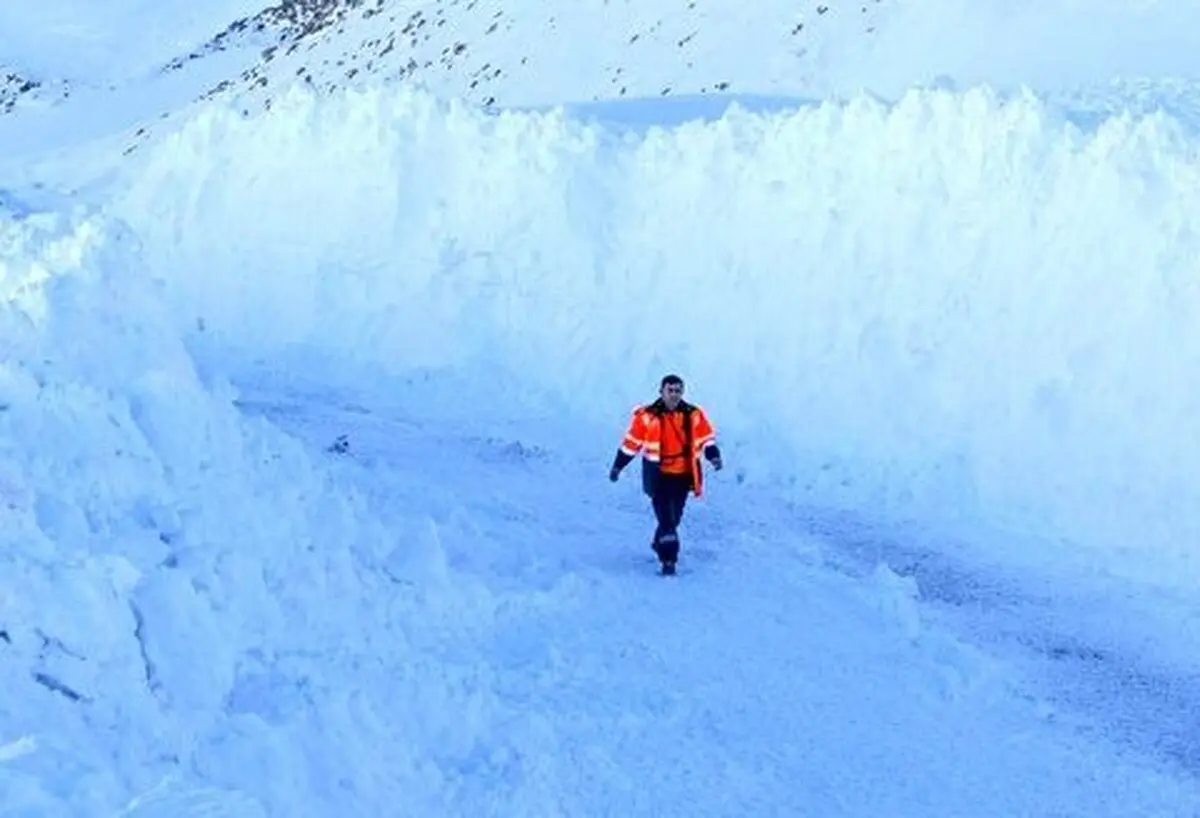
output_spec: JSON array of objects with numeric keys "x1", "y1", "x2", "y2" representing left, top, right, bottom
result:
[
  {"x1": 33, "y1": 672, "x2": 86, "y2": 702},
  {"x1": 327, "y1": 434, "x2": 350, "y2": 454}
]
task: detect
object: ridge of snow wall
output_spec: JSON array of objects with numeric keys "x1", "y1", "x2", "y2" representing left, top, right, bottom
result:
[{"x1": 116, "y1": 83, "x2": 1200, "y2": 587}]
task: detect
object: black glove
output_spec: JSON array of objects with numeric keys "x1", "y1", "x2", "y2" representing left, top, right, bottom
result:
[
  {"x1": 609, "y1": 450, "x2": 632, "y2": 482},
  {"x1": 711, "y1": 456, "x2": 723, "y2": 471}
]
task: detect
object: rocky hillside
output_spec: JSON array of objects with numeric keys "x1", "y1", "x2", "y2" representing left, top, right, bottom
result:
[
  {"x1": 3, "y1": 0, "x2": 888, "y2": 156},
  {"x1": 1, "y1": 68, "x2": 73, "y2": 114},
  {"x1": 181, "y1": 0, "x2": 887, "y2": 109}
]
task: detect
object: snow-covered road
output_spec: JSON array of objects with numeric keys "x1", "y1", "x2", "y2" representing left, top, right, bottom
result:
[{"x1": 227, "y1": 366, "x2": 1200, "y2": 817}]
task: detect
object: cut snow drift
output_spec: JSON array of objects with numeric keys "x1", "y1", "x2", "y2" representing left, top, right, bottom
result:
[
  {"x1": 0, "y1": 201, "x2": 503, "y2": 815},
  {"x1": 115, "y1": 82, "x2": 1200, "y2": 589}
]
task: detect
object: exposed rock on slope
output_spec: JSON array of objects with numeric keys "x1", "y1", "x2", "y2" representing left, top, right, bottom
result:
[
  {"x1": 1, "y1": 68, "x2": 73, "y2": 114},
  {"x1": 179, "y1": 0, "x2": 886, "y2": 110},
  {"x1": 3, "y1": 0, "x2": 887, "y2": 158}
]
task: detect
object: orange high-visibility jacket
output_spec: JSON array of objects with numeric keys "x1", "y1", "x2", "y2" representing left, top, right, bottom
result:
[{"x1": 618, "y1": 400, "x2": 719, "y2": 496}]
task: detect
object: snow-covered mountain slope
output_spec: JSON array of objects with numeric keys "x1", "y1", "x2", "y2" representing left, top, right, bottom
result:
[
  {"x1": 1, "y1": 68, "x2": 70, "y2": 115},
  {"x1": 197, "y1": 0, "x2": 885, "y2": 108},
  {"x1": 0, "y1": 0, "x2": 887, "y2": 162},
  {"x1": 6, "y1": 0, "x2": 1200, "y2": 165},
  {"x1": 0, "y1": 0, "x2": 270, "y2": 83},
  {"x1": 853, "y1": 0, "x2": 1200, "y2": 95},
  {"x1": 1, "y1": 0, "x2": 883, "y2": 110}
]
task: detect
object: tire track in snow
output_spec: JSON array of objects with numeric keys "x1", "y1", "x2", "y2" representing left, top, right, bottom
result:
[{"x1": 778, "y1": 505, "x2": 1200, "y2": 779}]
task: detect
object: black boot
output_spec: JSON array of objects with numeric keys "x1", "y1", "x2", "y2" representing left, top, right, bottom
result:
[{"x1": 654, "y1": 532, "x2": 679, "y2": 574}]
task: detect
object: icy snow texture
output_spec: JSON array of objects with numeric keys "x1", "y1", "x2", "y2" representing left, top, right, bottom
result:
[
  {"x1": 115, "y1": 83, "x2": 1200, "y2": 589},
  {"x1": 0, "y1": 202, "x2": 493, "y2": 815}
]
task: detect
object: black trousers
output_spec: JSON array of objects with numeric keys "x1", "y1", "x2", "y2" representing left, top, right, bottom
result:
[{"x1": 649, "y1": 472, "x2": 692, "y2": 563}]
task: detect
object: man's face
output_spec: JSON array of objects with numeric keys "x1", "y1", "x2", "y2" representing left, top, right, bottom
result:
[{"x1": 661, "y1": 381, "x2": 683, "y2": 409}]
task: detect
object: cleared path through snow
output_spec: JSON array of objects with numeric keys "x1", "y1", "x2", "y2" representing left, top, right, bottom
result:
[{"x1": 231, "y1": 366, "x2": 1200, "y2": 817}]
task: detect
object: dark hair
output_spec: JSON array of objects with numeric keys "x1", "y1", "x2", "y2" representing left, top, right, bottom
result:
[{"x1": 661, "y1": 374, "x2": 684, "y2": 388}]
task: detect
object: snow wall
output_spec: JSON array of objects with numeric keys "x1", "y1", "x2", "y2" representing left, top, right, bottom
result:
[
  {"x1": 114, "y1": 83, "x2": 1200, "y2": 588},
  {"x1": 0, "y1": 201, "x2": 504, "y2": 815}
]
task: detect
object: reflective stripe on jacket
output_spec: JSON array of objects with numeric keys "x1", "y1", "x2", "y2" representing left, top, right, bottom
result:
[{"x1": 619, "y1": 400, "x2": 717, "y2": 495}]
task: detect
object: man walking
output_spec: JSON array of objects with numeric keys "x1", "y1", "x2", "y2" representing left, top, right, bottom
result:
[{"x1": 609, "y1": 374, "x2": 723, "y2": 575}]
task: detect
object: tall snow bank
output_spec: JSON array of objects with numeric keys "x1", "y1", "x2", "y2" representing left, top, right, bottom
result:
[
  {"x1": 114, "y1": 83, "x2": 1200, "y2": 588},
  {"x1": 0, "y1": 200, "x2": 514, "y2": 815}
]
